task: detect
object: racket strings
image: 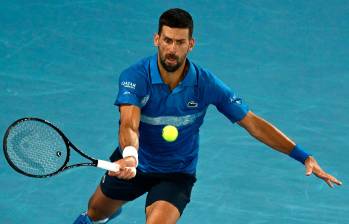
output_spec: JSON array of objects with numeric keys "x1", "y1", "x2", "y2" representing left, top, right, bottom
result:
[{"x1": 5, "y1": 120, "x2": 67, "y2": 176}]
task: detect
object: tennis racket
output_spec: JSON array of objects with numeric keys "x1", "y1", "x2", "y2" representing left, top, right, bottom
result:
[{"x1": 3, "y1": 117, "x2": 127, "y2": 178}]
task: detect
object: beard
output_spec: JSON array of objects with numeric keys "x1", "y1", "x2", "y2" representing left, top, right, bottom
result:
[{"x1": 159, "y1": 51, "x2": 186, "y2": 73}]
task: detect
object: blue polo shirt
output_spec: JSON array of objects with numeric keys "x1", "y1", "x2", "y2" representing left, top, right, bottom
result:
[{"x1": 115, "y1": 54, "x2": 249, "y2": 174}]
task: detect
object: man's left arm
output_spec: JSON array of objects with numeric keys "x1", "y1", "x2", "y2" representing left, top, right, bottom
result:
[{"x1": 238, "y1": 111, "x2": 342, "y2": 188}]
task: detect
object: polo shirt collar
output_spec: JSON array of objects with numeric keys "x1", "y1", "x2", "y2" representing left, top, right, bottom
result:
[
  {"x1": 150, "y1": 54, "x2": 163, "y2": 84},
  {"x1": 150, "y1": 54, "x2": 197, "y2": 86}
]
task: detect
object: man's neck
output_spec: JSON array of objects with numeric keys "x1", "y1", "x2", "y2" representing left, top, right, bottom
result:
[{"x1": 158, "y1": 58, "x2": 188, "y2": 91}]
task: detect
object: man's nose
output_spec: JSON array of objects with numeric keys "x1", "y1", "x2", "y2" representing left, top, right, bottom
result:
[{"x1": 168, "y1": 42, "x2": 177, "y2": 52}]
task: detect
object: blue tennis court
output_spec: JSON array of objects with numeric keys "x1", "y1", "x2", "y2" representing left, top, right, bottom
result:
[{"x1": 1, "y1": 1, "x2": 348, "y2": 223}]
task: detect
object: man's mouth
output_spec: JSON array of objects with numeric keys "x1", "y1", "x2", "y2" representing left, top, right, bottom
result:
[{"x1": 166, "y1": 56, "x2": 177, "y2": 64}]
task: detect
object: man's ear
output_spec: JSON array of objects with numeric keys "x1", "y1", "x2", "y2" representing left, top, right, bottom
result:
[
  {"x1": 154, "y1": 33, "x2": 160, "y2": 47},
  {"x1": 188, "y1": 38, "x2": 195, "y2": 51}
]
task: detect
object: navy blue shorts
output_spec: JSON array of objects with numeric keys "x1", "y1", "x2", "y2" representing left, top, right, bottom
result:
[{"x1": 99, "y1": 149, "x2": 197, "y2": 215}]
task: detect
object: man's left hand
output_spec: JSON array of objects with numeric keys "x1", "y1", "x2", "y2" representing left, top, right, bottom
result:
[{"x1": 305, "y1": 156, "x2": 342, "y2": 188}]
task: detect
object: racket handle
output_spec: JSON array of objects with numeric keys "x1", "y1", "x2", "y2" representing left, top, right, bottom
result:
[{"x1": 97, "y1": 160, "x2": 120, "y2": 172}]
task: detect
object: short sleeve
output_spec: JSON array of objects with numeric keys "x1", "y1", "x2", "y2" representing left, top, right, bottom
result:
[
  {"x1": 207, "y1": 72, "x2": 249, "y2": 123},
  {"x1": 115, "y1": 64, "x2": 149, "y2": 108}
]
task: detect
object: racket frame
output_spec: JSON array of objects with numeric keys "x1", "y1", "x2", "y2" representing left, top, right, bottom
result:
[{"x1": 3, "y1": 117, "x2": 111, "y2": 178}]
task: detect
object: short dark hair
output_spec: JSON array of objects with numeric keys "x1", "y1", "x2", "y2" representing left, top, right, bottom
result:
[{"x1": 158, "y1": 8, "x2": 194, "y2": 38}]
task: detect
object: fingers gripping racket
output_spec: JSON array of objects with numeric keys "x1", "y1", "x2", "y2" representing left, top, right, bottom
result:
[{"x1": 3, "y1": 117, "x2": 123, "y2": 178}]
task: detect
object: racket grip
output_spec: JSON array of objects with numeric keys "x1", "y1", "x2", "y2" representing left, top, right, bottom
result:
[{"x1": 97, "y1": 160, "x2": 120, "y2": 172}]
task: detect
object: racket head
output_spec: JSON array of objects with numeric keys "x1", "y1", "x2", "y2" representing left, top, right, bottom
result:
[{"x1": 3, "y1": 118, "x2": 70, "y2": 178}]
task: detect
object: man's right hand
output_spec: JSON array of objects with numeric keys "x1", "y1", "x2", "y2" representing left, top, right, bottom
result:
[{"x1": 108, "y1": 156, "x2": 137, "y2": 180}]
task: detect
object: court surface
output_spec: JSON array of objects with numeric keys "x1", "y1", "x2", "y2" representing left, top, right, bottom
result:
[{"x1": 1, "y1": 1, "x2": 348, "y2": 223}]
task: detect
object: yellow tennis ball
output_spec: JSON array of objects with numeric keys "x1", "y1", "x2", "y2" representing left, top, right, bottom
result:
[{"x1": 162, "y1": 125, "x2": 178, "y2": 142}]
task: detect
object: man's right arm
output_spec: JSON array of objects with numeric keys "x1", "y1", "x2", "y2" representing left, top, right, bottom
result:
[
  {"x1": 119, "y1": 105, "x2": 140, "y2": 150},
  {"x1": 108, "y1": 104, "x2": 140, "y2": 179}
]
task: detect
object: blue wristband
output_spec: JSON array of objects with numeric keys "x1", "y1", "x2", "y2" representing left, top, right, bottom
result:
[{"x1": 289, "y1": 145, "x2": 311, "y2": 164}]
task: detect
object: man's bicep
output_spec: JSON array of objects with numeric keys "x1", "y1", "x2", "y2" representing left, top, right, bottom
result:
[
  {"x1": 237, "y1": 111, "x2": 256, "y2": 130},
  {"x1": 119, "y1": 105, "x2": 141, "y2": 149},
  {"x1": 238, "y1": 111, "x2": 283, "y2": 138},
  {"x1": 119, "y1": 105, "x2": 141, "y2": 129}
]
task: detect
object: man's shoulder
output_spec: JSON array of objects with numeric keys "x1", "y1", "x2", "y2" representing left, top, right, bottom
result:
[
  {"x1": 132, "y1": 56, "x2": 153, "y2": 69},
  {"x1": 120, "y1": 56, "x2": 152, "y2": 79},
  {"x1": 190, "y1": 60, "x2": 217, "y2": 82}
]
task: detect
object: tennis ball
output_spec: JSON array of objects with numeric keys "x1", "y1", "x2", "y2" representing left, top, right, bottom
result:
[{"x1": 162, "y1": 125, "x2": 178, "y2": 142}]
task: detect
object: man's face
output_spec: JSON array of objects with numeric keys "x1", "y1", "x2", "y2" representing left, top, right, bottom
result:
[{"x1": 154, "y1": 26, "x2": 194, "y2": 73}]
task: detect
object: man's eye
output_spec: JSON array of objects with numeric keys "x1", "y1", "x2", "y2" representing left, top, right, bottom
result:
[{"x1": 164, "y1": 38, "x2": 172, "y2": 44}]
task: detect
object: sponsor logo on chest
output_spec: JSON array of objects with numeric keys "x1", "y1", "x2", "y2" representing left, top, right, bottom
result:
[{"x1": 187, "y1": 100, "x2": 198, "y2": 108}]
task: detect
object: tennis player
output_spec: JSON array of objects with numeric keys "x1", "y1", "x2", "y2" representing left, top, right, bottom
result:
[{"x1": 74, "y1": 8, "x2": 342, "y2": 224}]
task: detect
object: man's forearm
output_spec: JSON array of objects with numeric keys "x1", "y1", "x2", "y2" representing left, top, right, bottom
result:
[{"x1": 119, "y1": 125, "x2": 139, "y2": 150}]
